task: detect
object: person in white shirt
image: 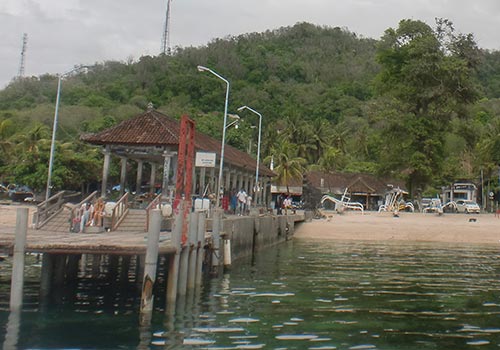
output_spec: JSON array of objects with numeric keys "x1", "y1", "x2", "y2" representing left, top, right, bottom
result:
[{"x1": 237, "y1": 189, "x2": 247, "y2": 215}]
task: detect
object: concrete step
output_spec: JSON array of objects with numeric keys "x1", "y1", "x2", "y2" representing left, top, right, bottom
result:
[{"x1": 115, "y1": 209, "x2": 147, "y2": 232}]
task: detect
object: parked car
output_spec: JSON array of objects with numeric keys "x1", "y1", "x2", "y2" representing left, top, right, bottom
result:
[
  {"x1": 421, "y1": 197, "x2": 443, "y2": 214},
  {"x1": 455, "y1": 200, "x2": 480, "y2": 214}
]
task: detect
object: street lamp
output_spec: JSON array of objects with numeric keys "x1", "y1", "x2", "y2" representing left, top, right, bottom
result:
[
  {"x1": 45, "y1": 65, "x2": 87, "y2": 201},
  {"x1": 237, "y1": 105, "x2": 262, "y2": 204},
  {"x1": 197, "y1": 65, "x2": 230, "y2": 208}
]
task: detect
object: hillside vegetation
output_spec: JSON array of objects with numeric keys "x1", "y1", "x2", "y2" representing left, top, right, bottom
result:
[{"x1": 1, "y1": 21, "x2": 500, "y2": 198}]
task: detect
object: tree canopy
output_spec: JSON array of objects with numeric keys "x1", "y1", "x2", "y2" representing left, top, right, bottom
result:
[{"x1": 0, "y1": 20, "x2": 499, "y2": 198}]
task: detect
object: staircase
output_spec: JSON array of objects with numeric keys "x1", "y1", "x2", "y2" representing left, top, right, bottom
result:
[
  {"x1": 40, "y1": 207, "x2": 72, "y2": 233},
  {"x1": 115, "y1": 209, "x2": 147, "y2": 232}
]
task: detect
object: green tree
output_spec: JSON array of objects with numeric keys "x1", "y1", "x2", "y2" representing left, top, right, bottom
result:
[
  {"x1": 375, "y1": 18, "x2": 480, "y2": 194},
  {"x1": 266, "y1": 139, "x2": 306, "y2": 194}
]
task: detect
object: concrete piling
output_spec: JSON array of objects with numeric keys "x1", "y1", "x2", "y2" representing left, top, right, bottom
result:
[
  {"x1": 211, "y1": 209, "x2": 222, "y2": 274},
  {"x1": 186, "y1": 212, "x2": 198, "y2": 290},
  {"x1": 166, "y1": 200, "x2": 184, "y2": 305},
  {"x1": 195, "y1": 212, "x2": 206, "y2": 286},
  {"x1": 10, "y1": 207, "x2": 28, "y2": 311},
  {"x1": 140, "y1": 209, "x2": 161, "y2": 324}
]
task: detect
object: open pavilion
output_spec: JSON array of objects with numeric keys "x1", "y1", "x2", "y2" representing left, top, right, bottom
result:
[{"x1": 81, "y1": 106, "x2": 274, "y2": 206}]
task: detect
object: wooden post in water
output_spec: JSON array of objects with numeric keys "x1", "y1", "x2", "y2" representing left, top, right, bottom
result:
[
  {"x1": 140, "y1": 209, "x2": 161, "y2": 324},
  {"x1": 10, "y1": 207, "x2": 28, "y2": 310},
  {"x1": 186, "y1": 212, "x2": 199, "y2": 290}
]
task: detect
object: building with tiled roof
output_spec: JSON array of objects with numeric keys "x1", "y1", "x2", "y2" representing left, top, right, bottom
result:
[
  {"x1": 82, "y1": 107, "x2": 274, "y2": 204},
  {"x1": 303, "y1": 171, "x2": 407, "y2": 210}
]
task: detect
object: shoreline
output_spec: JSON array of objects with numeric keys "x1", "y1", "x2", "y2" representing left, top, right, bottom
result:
[
  {"x1": 294, "y1": 211, "x2": 500, "y2": 246},
  {"x1": 2, "y1": 204, "x2": 499, "y2": 246}
]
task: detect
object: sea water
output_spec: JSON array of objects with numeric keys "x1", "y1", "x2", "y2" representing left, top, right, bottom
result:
[{"x1": 1, "y1": 239, "x2": 500, "y2": 349}]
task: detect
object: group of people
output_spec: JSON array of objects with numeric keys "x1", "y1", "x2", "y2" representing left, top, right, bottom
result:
[
  {"x1": 224, "y1": 188, "x2": 252, "y2": 215},
  {"x1": 72, "y1": 197, "x2": 106, "y2": 233}
]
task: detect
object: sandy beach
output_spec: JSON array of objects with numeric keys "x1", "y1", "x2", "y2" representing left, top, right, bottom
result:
[
  {"x1": 1, "y1": 204, "x2": 499, "y2": 245},
  {"x1": 295, "y1": 211, "x2": 500, "y2": 245}
]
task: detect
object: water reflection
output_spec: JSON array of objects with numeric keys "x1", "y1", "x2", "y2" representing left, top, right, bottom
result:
[
  {"x1": 155, "y1": 241, "x2": 500, "y2": 349},
  {"x1": 1, "y1": 241, "x2": 500, "y2": 349}
]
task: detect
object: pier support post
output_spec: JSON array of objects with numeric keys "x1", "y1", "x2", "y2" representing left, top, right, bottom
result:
[
  {"x1": 40, "y1": 253, "x2": 54, "y2": 300},
  {"x1": 177, "y1": 246, "x2": 189, "y2": 296},
  {"x1": 195, "y1": 212, "x2": 206, "y2": 286},
  {"x1": 10, "y1": 207, "x2": 28, "y2": 310},
  {"x1": 53, "y1": 254, "x2": 67, "y2": 287},
  {"x1": 166, "y1": 200, "x2": 183, "y2": 306},
  {"x1": 120, "y1": 255, "x2": 131, "y2": 284},
  {"x1": 140, "y1": 209, "x2": 161, "y2": 324},
  {"x1": 211, "y1": 209, "x2": 222, "y2": 274},
  {"x1": 186, "y1": 212, "x2": 199, "y2": 290}
]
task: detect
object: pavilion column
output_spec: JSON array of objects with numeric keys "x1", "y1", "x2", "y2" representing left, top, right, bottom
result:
[
  {"x1": 119, "y1": 156, "x2": 127, "y2": 197},
  {"x1": 209, "y1": 168, "x2": 216, "y2": 194},
  {"x1": 136, "y1": 159, "x2": 144, "y2": 195},
  {"x1": 263, "y1": 177, "x2": 269, "y2": 208},
  {"x1": 224, "y1": 168, "x2": 231, "y2": 194},
  {"x1": 162, "y1": 152, "x2": 172, "y2": 198},
  {"x1": 243, "y1": 174, "x2": 249, "y2": 194},
  {"x1": 149, "y1": 163, "x2": 157, "y2": 194},
  {"x1": 101, "y1": 146, "x2": 111, "y2": 198},
  {"x1": 200, "y1": 167, "x2": 206, "y2": 196},
  {"x1": 233, "y1": 171, "x2": 241, "y2": 191}
]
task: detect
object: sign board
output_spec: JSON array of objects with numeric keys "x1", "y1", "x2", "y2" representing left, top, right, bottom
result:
[{"x1": 195, "y1": 152, "x2": 216, "y2": 168}]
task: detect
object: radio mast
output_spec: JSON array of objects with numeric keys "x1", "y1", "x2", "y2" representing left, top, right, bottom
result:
[
  {"x1": 18, "y1": 33, "x2": 28, "y2": 77},
  {"x1": 161, "y1": 0, "x2": 173, "y2": 55}
]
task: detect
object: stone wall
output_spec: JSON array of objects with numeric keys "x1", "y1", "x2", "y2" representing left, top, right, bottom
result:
[{"x1": 222, "y1": 214, "x2": 302, "y2": 261}]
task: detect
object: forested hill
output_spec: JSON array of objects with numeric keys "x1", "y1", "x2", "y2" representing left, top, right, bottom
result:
[
  {"x1": 1, "y1": 21, "x2": 500, "y2": 197},
  {"x1": 0, "y1": 23, "x2": 380, "y2": 124}
]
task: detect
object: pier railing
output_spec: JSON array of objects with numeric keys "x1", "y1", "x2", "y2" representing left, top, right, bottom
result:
[
  {"x1": 111, "y1": 192, "x2": 129, "y2": 231},
  {"x1": 34, "y1": 191, "x2": 67, "y2": 229},
  {"x1": 145, "y1": 193, "x2": 163, "y2": 232}
]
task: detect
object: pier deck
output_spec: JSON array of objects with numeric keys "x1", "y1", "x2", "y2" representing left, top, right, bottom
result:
[{"x1": 0, "y1": 226, "x2": 176, "y2": 256}]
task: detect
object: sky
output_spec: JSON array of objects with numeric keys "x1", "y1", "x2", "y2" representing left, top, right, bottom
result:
[{"x1": 1, "y1": 0, "x2": 500, "y2": 89}]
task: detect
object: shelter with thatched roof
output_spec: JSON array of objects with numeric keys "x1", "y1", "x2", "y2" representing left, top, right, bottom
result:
[{"x1": 81, "y1": 106, "x2": 274, "y2": 205}]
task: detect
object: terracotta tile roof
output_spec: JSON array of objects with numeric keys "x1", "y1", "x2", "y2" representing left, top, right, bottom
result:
[{"x1": 81, "y1": 109, "x2": 275, "y2": 177}]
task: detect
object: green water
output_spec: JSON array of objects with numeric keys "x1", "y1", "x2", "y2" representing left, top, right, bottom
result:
[{"x1": 1, "y1": 239, "x2": 500, "y2": 349}]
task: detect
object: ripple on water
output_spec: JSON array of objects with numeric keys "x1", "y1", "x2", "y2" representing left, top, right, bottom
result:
[
  {"x1": 276, "y1": 334, "x2": 319, "y2": 340},
  {"x1": 183, "y1": 338, "x2": 216, "y2": 345},
  {"x1": 349, "y1": 345, "x2": 377, "y2": 350},
  {"x1": 193, "y1": 327, "x2": 245, "y2": 333},
  {"x1": 229, "y1": 317, "x2": 260, "y2": 323},
  {"x1": 466, "y1": 340, "x2": 490, "y2": 346}
]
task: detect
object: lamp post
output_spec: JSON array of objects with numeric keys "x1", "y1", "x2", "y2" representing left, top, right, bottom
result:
[
  {"x1": 45, "y1": 66, "x2": 86, "y2": 201},
  {"x1": 197, "y1": 65, "x2": 230, "y2": 208},
  {"x1": 237, "y1": 105, "x2": 262, "y2": 204}
]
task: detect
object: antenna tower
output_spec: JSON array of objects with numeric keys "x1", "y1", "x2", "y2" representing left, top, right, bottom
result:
[
  {"x1": 18, "y1": 33, "x2": 28, "y2": 77},
  {"x1": 161, "y1": 0, "x2": 173, "y2": 55}
]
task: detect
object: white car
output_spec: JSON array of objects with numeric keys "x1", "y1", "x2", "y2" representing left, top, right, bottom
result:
[{"x1": 455, "y1": 200, "x2": 480, "y2": 214}]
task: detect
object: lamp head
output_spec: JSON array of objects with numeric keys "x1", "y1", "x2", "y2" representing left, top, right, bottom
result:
[
  {"x1": 227, "y1": 113, "x2": 240, "y2": 120},
  {"x1": 197, "y1": 65, "x2": 208, "y2": 72},
  {"x1": 237, "y1": 105, "x2": 247, "y2": 112}
]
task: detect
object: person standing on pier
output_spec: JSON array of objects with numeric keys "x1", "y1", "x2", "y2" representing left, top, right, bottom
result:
[{"x1": 237, "y1": 189, "x2": 247, "y2": 216}]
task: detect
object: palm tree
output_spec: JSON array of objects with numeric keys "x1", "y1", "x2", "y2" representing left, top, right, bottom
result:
[{"x1": 266, "y1": 139, "x2": 307, "y2": 194}]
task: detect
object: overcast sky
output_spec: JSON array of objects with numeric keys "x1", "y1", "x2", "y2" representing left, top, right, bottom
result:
[{"x1": 1, "y1": 0, "x2": 499, "y2": 89}]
